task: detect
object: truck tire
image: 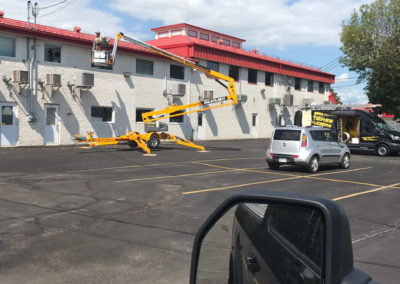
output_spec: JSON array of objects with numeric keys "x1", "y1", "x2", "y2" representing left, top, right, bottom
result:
[
  {"x1": 267, "y1": 161, "x2": 280, "y2": 170},
  {"x1": 376, "y1": 144, "x2": 390, "y2": 156},
  {"x1": 339, "y1": 153, "x2": 350, "y2": 169},
  {"x1": 147, "y1": 134, "x2": 160, "y2": 149},
  {"x1": 128, "y1": 140, "x2": 137, "y2": 148},
  {"x1": 308, "y1": 156, "x2": 319, "y2": 173}
]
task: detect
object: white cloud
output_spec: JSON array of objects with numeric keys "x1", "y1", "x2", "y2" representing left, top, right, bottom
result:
[
  {"x1": 336, "y1": 72, "x2": 349, "y2": 81},
  {"x1": 337, "y1": 87, "x2": 369, "y2": 104},
  {"x1": 110, "y1": 0, "x2": 374, "y2": 48}
]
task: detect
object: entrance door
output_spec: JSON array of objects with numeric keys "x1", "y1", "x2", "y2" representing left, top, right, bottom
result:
[
  {"x1": 251, "y1": 113, "x2": 258, "y2": 138},
  {"x1": 0, "y1": 103, "x2": 18, "y2": 146},
  {"x1": 44, "y1": 105, "x2": 59, "y2": 145},
  {"x1": 197, "y1": 113, "x2": 205, "y2": 140}
]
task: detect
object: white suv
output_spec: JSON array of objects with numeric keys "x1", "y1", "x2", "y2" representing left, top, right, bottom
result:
[{"x1": 266, "y1": 126, "x2": 351, "y2": 173}]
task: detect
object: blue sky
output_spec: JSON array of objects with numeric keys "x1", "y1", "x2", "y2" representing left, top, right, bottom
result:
[{"x1": 1, "y1": 0, "x2": 374, "y2": 103}]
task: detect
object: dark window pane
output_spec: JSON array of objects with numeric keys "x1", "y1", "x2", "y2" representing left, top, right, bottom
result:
[
  {"x1": 136, "y1": 59, "x2": 154, "y2": 75},
  {"x1": 310, "y1": 131, "x2": 324, "y2": 141},
  {"x1": 295, "y1": 78, "x2": 301, "y2": 90},
  {"x1": 0, "y1": 36, "x2": 16, "y2": 57},
  {"x1": 229, "y1": 65, "x2": 239, "y2": 81},
  {"x1": 1, "y1": 106, "x2": 13, "y2": 125},
  {"x1": 273, "y1": 130, "x2": 301, "y2": 141},
  {"x1": 265, "y1": 72, "x2": 273, "y2": 86},
  {"x1": 91, "y1": 107, "x2": 113, "y2": 122},
  {"x1": 198, "y1": 113, "x2": 203, "y2": 126},
  {"x1": 170, "y1": 64, "x2": 184, "y2": 80},
  {"x1": 136, "y1": 108, "x2": 153, "y2": 122},
  {"x1": 44, "y1": 43, "x2": 61, "y2": 63},
  {"x1": 211, "y1": 36, "x2": 219, "y2": 42},
  {"x1": 207, "y1": 61, "x2": 219, "y2": 72},
  {"x1": 46, "y1": 107, "x2": 56, "y2": 125},
  {"x1": 248, "y1": 69, "x2": 257, "y2": 84},
  {"x1": 308, "y1": 80, "x2": 314, "y2": 92},
  {"x1": 188, "y1": 30, "x2": 197, "y2": 38},
  {"x1": 319, "y1": 82, "x2": 324, "y2": 93},
  {"x1": 169, "y1": 110, "x2": 184, "y2": 123},
  {"x1": 200, "y1": 33, "x2": 209, "y2": 40}
]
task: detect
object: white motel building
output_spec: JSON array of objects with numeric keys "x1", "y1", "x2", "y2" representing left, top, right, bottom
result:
[{"x1": 0, "y1": 11, "x2": 335, "y2": 147}]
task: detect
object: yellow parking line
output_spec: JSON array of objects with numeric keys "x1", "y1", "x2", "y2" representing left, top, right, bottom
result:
[
  {"x1": 67, "y1": 157, "x2": 262, "y2": 173},
  {"x1": 333, "y1": 182, "x2": 400, "y2": 201},
  {"x1": 313, "y1": 167, "x2": 373, "y2": 176},
  {"x1": 183, "y1": 176, "x2": 302, "y2": 195},
  {"x1": 304, "y1": 176, "x2": 380, "y2": 187}
]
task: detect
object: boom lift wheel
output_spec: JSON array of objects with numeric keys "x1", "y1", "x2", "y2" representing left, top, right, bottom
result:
[
  {"x1": 147, "y1": 134, "x2": 160, "y2": 149},
  {"x1": 128, "y1": 140, "x2": 137, "y2": 148}
]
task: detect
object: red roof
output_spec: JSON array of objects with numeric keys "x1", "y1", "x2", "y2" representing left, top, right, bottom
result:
[
  {"x1": 0, "y1": 14, "x2": 334, "y2": 83},
  {"x1": 328, "y1": 92, "x2": 338, "y2": 104}
]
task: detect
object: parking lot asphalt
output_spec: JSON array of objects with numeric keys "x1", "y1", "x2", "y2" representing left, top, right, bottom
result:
[{"x1": 0, "y1": 139, "x2": 399, "y2": 283}]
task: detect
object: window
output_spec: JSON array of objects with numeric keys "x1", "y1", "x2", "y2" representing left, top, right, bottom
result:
[
  {"x1": 0, "y1": 36, "x2": 16, "y2": 57},
  {"x1": 169, "y1": 110, "x2": 185, "y2": 123},
  {"x1": 267, "y1": 203, "x2": 323, "y2": 267},
  {"x1": 295, "y1": 78, "x2": 301, "y2": 90},
  {"x1": 273, "y1": 130, "x2": 301, "y2": 141},
  {"x1": 360, "y1": 120, "x2": 376, "y2": 136},
  {"x1": 211, "y1": 36, "x2": 219, "y2": 43},
  {"x1": 200, "y1": 33, "x2": 209, "y2": 40},
  {"x1": 248, "y1": 69, "x2": 257, "y2": 84},
  {"x1": 308, "y1": 80, "x2": 314, "y2": 92},
  {"x1": 91, "y1": 106, "x2": 113, "y2": 122},
  {"x1": 311, "y1": 131, "x2": 337, "y2": 142},
  {"x1": 222, "y1": 39, "x2": 230, "y2": 46},
  {"x1": 232, "y1": 41, "x2": 240, "y2": 48},
  {"x1": 170, "y1": 64, "x2": 184, "y2": 80},
  {"x1": 1, "y1": 106, "x2": 13, "y2": 125},
  {"x1": 207, "y1": 61, "x2": 219, "y2": 72},
  {"x1": 136, "y1": 108, "x2": 153, "y2": 122},
  {"x1": 44, "y1": 43, "x2": 61, "y2": 63},
  {"x1": 136, "y1": 59, "x2": 154, "y2": 75},
  {"x1": 171, "y1": 30, "x2": 182, "y2": 36},
  {"x1": 265, "y1": 72, "x2": 273, "y2": 86},
  {"x1": 229, "y1": 65, "x2": 239, "y2": 81},
  {"x1": 158, "y1": 31, "x2": 168, "y2": 38},
  {"x1": 188, "y1": 30, "x2": 198, "y2": 38},
  {"x1": 319, "y1": 82, "x2": 325, "y2": 93}
]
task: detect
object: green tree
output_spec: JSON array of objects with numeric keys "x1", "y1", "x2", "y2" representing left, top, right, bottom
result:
[{"x1": 340, "y1": 0, "x2": 400, "y2": 117}]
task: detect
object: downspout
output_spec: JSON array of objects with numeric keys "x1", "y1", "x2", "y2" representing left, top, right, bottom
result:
[{"x1": 187, "y1": 66, "x2": 191, "y2": 140}]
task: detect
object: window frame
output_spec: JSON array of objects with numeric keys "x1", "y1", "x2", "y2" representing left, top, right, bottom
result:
[
  {"x1": 44, "y1": 43, "x2": 62, "y2": 64},
  {"x1": 0, "y1": 36, "x2": 16, "y2": 58},
  {"x1": 200, "y1": 33, "x2": 209, "y2": 41},
  {"x1": 169, "y1": 110, "x2": 185, "y2": 124},
  {"x1": 136, "y1": 58, "x2": 154, "y2": 76},
  {"x1": 170, "y1": 64, "x2": 185, "y2": 80},
  {"x1": 319, "y1": 82, "x2": 325, "y2": 94},
  {"x1": 90, "y1": 106, "x2": 114, "y2": 123},
  {"x1": 229, "y1": 65, "x2": 240, "y2": 82},
  {"x1": 265, "y1": 72, "x2": 274, "y2": 86},
  {"x1": 295, "y1": 78, "x2": 301, "y2": 90},
  {"x1": 207, "y1": 60, "x2": 219, "y2": 72},
  {"x1": 248, "y1": 68, "x2": 258, "y2": 84},
  {"x1": 135, "y1": 107, "x2": 153, "y2": 123},
  {"x1": 308, "y1": 80, "x2": 314, "y2": 92}
]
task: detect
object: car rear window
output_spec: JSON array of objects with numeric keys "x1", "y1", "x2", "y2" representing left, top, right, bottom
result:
[{"x1": 273, "y1": 130, "x2": 301, "y2": 141}]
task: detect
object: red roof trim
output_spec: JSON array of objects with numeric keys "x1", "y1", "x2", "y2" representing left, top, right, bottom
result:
[{"x1": 151, "y1": 23, "x2": 245, "y2": 42}]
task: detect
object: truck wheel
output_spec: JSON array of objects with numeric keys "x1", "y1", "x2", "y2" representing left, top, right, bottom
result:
[
  {"x1": 308, "y1": 156, "x2": 319, "y2": 173},
  {"x1": 128, "y1": 140, "x2": 137, "y2": 148},
  {"x1": 147, "y1": 134, "x2": 160, "y2": 149},
  {"x1": 376, "y1": 144, "x2": 389, "y2": 156},
  {"x1": 267, "y1": 161, "x2": 280, "y2": 170},
  {"x1": 340, "y1": 153, "x2": 350, "y2": 169}
]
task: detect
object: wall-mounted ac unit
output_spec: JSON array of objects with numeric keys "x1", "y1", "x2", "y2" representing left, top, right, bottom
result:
[
  {"x1": 303, "y1": 98, "x2": 314, "y2": 105},
  {"x1": 324, "y1": 100, "x2": 332, "y2": 105},
  {"x1": 203, "y1": 90, "x2": 213, "y2": 100},
  {"x1": 269, "y1": 98, "x2": 281, "y2": 105},
  {"x1": 76, "y1": 72, "x2": 94, "y2": 87},
  {"x1": 45, "y1": 74, "x2": 61, "y2": 86},
  {"x1": 12, "y1": 70, "x2": 29, "y2": 84},
  {"x1": 283, "y1": 94, "x2": 293, "y2": 106},
  {"x1": 237, "y1": 94, "x2": 247, "y2": 103},
  {"x1": 171, "y1": 84, "x2": 185, "y2": 96}
]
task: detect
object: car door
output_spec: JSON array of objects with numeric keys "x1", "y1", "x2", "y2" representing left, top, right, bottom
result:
[
  {"x1": 324, "y1": 130, "x2": 342, "y2": 163},
  {"x1": 310, "y1": 130, "x2": 330, "y2": 163}
]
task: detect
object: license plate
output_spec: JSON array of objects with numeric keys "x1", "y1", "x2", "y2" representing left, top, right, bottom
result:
[{"x1": 278, "y1": 158, "x2": 287, "y2": 163}]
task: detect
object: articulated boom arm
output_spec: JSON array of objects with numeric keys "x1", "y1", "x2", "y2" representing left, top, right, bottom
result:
[{"x1": 111, "y1": 33, "x2": 237, "y2": 123}]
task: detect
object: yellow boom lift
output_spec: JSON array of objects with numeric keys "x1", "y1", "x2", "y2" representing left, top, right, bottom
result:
[{"x1": 76, "y1": 32, "x2": 237, "y2": 154}]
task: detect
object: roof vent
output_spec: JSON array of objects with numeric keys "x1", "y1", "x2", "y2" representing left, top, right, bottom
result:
[
  {"x1": 74, "y1": 26, "x2": 81, "y2": 33},
  {"x1": 251, "y1": 49, "x2": 258, "y2": 54},
  {"x1": 217, "y1": 39, "x2": 223, "y2": 45},
  {"x1": 0, "y1": 11, "x2": 4, "y2": 18}
]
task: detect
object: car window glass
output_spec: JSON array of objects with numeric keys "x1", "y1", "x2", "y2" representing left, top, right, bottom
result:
[
  {"x1": 323, "y1": 131, "x2": 336, "y2": 142},
  {"x1": 310, "y1": 131, "x2": 324, "y2": 141},
  {"x1": 273, "y1": 130, "x2": 301, "y2": 141},
  {"x1": 267, "y1": 203, "x2": 323, "y2": 267},
  {"x1": 360, "y1": 120, "x2": 376, "y2": 136}
]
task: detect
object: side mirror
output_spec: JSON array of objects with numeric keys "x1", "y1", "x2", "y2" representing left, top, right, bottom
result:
[{"x1": 190, "y1": 190, "x2": 375, "y2": 284}]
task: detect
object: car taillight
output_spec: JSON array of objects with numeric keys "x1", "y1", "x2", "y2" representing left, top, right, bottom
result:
[
  {"x1": 270, "y1": 153, "x2": 274, "y2": 157},
  {"x1": 301, "y1": 134, "x2": 307, "y2": 147},
  {"x1": 293, "y1": 155, "x2": 299, "y2": 158}
]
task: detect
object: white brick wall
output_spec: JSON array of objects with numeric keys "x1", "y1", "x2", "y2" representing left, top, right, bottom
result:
[{"x1": 0, "y1": 32, "x2": 330, "y2": 146}]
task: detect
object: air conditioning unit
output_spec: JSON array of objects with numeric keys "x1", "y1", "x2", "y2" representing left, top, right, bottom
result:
[
  {"x1": 237, "y1": 94, "x2": 247, "y2": 103},
  {"x1": 76, "y1": 72, "x2": 94, "y2": 87},
  {"x1": 303, "y1": 98, "x2": 314, "y2": 105},
  {"x1": 324, "y1": 100, "x2": 332, "y2": 105},
  {"x1": 12, "y1": 70, "x2": 29, "y2": 84},
  {"x1": 171, "y1": 84, "x2": 186, "y2": 96},
  {"x1": 269, "y1": 98, "x2": 281, "y2": 105},
  {"x1": 45, "y1": 74, "x2": 61, "y2": 86},
  {"x1": 283, "y1": 94, "x2": 293, "y2": 106},
  {"x1": 203, "y1": 90, "x2": 213, "y2": 100}
]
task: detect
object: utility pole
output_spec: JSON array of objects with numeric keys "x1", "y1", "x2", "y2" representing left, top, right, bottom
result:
[
  {"x1": 32, "y1": 2, "x2": 39, "y2": 30},
  {"x1": 27, "y1": 1, "x2": 31, "y2": 28}
]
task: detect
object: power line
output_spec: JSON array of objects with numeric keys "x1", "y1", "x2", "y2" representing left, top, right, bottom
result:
[
  {"x1": 332, "y1": 83, "x2": 362, "y2": 89},
  {"x1": 40, "y1": 0, "x2": 69, "y2": 10},
  {"x1": 320, "y1": 57, "x2": 339, "y2": 70},
  {"x1": 324, "y1": 61, "x2": 342, "y2": 72},
  {"x1": 38, "y1": 0, "x2": 76, "y2": 17}
]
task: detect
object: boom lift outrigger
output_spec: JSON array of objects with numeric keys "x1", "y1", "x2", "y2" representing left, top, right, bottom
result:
[{"x1": 76, "y1": 32, "x2": 238, "y2": 154}]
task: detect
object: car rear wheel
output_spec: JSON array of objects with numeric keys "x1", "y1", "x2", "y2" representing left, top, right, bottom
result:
[
  {"x1": 340, "y1": 153, "x2": 350, "y2": 169},
  {"x1": 376, "y1": 144, "x2": 390, "y2": 156},
  {"x1": 268, "y1": 161, "x2": 280, "y2": 170},
  {"x1": 308, "y1": 156, "x2": 319, "y2": 173},
  {"x1": 147, "y1": 134, "x2": 160, "y2": 149}
]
